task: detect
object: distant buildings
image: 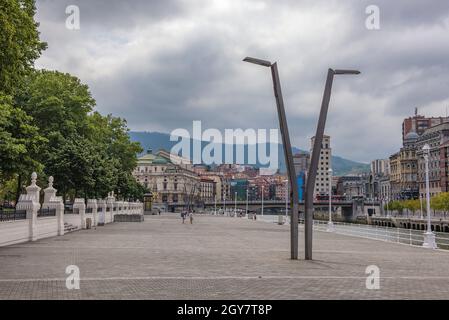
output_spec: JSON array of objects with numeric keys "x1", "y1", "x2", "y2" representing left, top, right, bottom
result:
[
  {"x1": 311, "y1": 135, "x2": 332, "y2": 196},
  {"x1": 133, "y1": 149, "x2": 200, "y2": 209},
  {"x1": 336, "y1": 175, "x2": 364, "y2": 199},
  {"x1": 415, "y1": 122, "x2": 449, "y2": 198},
  {"x1": 402, "y1": 109, "x2": 449, "y2": 142},
  {"x1": 370, "y1": 159, "x2": 390, "y2": 176},
  {"x1": 389, "y1": 131, "x2": 419, "y2": 200},
  {"x1": 293, "y1": 153, "x2": 309, "y2": 175}
]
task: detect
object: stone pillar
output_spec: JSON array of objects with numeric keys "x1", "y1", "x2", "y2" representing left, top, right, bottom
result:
[
  {"x1": 16, "y1": 172, "x2": 41, "y2": 241},
  {"x1": 87, "y1": 199, "x2": 98, "y2": 227},
  {"x1": 106, "y1": 192, "x2": 115, "y2": 223},
  {"x1": 123, "y1": 201, "x2": 129, "y2": 215},
  {"x1": 73, "y1": 198, "x2": 86, "y2": 229},
  {"x1": 43, "y1": 176, "x2": 64, "y2": 236},
  {"x1": 97, "y1": 199, "x2": 106, "y2": 226},
  {"x1": 136, "y1": 200, "x2": 143, "y2": 215}
]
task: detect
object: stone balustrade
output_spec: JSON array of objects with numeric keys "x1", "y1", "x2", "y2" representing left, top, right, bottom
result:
[{"x1": 0, "y1": 173, "x2": 144, "y2": 247}]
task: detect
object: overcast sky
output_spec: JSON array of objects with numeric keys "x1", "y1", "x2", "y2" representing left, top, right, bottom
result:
[{"x1": 35, "y1": 0, "x2": 449, "y2": 163}]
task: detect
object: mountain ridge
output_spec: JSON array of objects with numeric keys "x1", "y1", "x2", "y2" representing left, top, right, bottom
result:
[{"x1": 128, "y1": 131, "x2": 370, "y2": 176}]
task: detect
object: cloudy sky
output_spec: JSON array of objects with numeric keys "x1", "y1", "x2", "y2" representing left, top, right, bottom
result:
[{"x1": 35, "y1": 0, "x2": 449, "y2": 163}]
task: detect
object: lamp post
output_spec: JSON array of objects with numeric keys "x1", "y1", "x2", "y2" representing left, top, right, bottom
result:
[
  {"x1": 327, "y1": 168, "x2": 335, "y2": 232},
  {"x1": 261, "y1": 185, "x2": 264, "y2": 217},
  {"x1": 304, "y1": 68, "x2": 360, "y2": 260},
  {"x1": 246, "y1": 187, "x2": 249, "y2": 218},
  {"x1": 422, "y1": 144, "x2": 437, "y2": 249},
  {"x1": 243, "y1": 57, "x2": 299, "y2": 259},
  {"x1": 234, "y1": 191, "x2": 237, "y2": 217},
  {"x1": 214, "y1": 195, "x2": 217, "y2": 215},
  {"x1": 224, "y1": 193, "x2": 226, "y2": 215},
  {"x1": 420, "y1": 193, "x2": 423, "y2": 220},
  {"x1": 285, "y1": 179, "x2": 289, "y2": 223},
  {"x1": 387, "y1": 196, "x2": 390, "y2": 218}
]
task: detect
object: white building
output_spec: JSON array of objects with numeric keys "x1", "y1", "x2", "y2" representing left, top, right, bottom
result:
[{"x1": 311, "y1": 135, "x2": 332, "y2": 196}]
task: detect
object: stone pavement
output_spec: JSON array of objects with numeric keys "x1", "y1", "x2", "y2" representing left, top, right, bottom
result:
[{"x1": 1, "y1": 214, "x2": 449, "y2": 299}]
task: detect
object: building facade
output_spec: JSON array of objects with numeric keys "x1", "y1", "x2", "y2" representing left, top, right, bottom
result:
[
  {"x1": 402, "y1": 111, "x2": 449, "y2": 142},
  {"x1": 133, "y1": 150, "x2": 200, "y2": 210},
  {"x1": 370, "y1": 159, "x2": 390, "y2": 176},
  {"x1": 415, "y1": 122, "x2": 449, "y2": 198},
  {"x1": 389, "y1": 132, "x2": 419, "y2": 200},
  {"x1": 311, "y1": 135, "x2": 332, "y2": 196}
]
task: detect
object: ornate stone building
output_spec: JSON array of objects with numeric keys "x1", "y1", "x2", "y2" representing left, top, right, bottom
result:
[
  {"x1": 389, "y1": 132, "x2": 419, "y2": 200},
  {"x1": 415, "y1": 122, "x2": 449, "y2": 198},
  {"x1": 133, "y1": 149, "x2": 200, "y2": 210}
]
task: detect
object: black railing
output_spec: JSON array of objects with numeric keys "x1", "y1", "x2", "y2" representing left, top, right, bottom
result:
[
  {"x1": 86, "y1": 208, "x2": 93, "y2": 214},
  {"x1": 64, "y1": 207, "x2": 79, "y2": 214},
  {"x1": 0, "y1": 209, "x2": 27, "y2": 222},
  {"x1": 37, "y1": 208, "x2": 56, "y2": 217}
]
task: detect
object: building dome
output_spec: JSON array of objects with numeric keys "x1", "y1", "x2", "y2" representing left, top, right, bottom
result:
[{"x1": 405, "y1": 131, "x2": 419, "y2": 140}]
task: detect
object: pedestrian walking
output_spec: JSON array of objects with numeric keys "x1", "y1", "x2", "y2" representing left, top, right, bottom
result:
[{"x1": 181, "y1": 211, "x2": 186, "y2": 224}]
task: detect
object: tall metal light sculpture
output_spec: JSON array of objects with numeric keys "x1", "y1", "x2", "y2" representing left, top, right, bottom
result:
[
  {"x1": 304, "y1": 69, "x2": 360, "y2": 260},
  {"x1": 243, "y1": 57, "x2": 300, "y2": 259}
]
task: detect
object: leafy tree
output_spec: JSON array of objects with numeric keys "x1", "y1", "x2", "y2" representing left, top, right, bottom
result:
[
  {"x1": 0, "y1": 0, "x2": 47, "y2": 95},
  {"x1": 0, "y1": 94, "x2": 47, "y2": 200},
  {"x1": 15, "y1": 70, "x2": 95, "y2": 137},
  {"x1": 403, "y1": 199, "x2": 420, "y2": 216}
]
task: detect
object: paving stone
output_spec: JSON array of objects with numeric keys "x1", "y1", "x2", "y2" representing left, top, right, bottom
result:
[{"x1": 0, "y1": 214, "x2": 448, "y2": 299}]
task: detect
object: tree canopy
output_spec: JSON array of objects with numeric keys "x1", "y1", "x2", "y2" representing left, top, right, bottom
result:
[
  {"x1": 0, "y1": 0, "x2": 47, "y2": 95},
  {"x1": 0, "y1": 1, "x2": 146, "y2": 204}
]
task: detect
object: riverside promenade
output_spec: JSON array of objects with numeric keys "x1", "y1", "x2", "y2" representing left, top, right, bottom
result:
[{"x1": 1, "y1": 214, "x2": 449, "y2": 299}]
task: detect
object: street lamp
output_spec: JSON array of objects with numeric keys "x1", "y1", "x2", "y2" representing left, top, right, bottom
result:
[
  {"x1": 246, "y1": 187, "x2": 249, "y2": 217},
  {"x1": 243, "y1": 56, "x2": 300, "y2": 260},
  {"x1": 285, "y1": 179, "x2": 289, "y2": 223},
  {"x1": 234, "y1": 191, "x2": 237, "y2": 217},
  {"x1": 327, "y1": 168, "x2": 335, "y2": 232},
  {"x1": 261, "y1": 185, "x2": 264, "y2": 217},
  {"x1": 224, "y1": 194, "x2": 226, "y2": 215},
  {"x1": 422, "y1": 144, "x2": 437, "y2": 249},
  {"x1": 420, "y1": 193, "x2": 423, "y2": 220},
  {"x1": 304, "y1": 68, "x2": 360, "y2": 260}
]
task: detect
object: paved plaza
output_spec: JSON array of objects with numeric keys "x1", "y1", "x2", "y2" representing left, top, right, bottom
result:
[{"x1": 1, "y1": 214, "x2": 449, "y2": 299}]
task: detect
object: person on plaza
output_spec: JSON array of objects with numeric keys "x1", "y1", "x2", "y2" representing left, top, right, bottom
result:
[
  {"x1": 181, "y1": 211, "x2": 186, "y2": 224},
  {"x1": 189, "y1": 211, "x2": 194, "y2": 224}
]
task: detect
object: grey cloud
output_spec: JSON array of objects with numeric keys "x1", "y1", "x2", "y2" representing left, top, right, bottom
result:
[{"x1": 35, "y1": 0, "x2": 449, "y2": 163}]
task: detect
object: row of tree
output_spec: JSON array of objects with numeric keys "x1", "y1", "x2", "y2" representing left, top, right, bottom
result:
[
  {"x1": 384, "y1": 193, "x2": 449, "y2": 215},
  {"x1": 0, "y1": 1, "x2": 147, "y2": 204}
]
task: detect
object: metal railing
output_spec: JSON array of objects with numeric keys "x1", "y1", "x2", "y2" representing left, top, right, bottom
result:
[
  {"x1": 0, "y1": 209, "x2": 27, "y2": 222},
  {"x1": 307, "y1": 219, "x2": 449, "y2": 250},
  {"x1": 37, "y1": 208, "x2": 56, "y2": 217},
  {"x1": 64, "y1": 207, "x2": 79, "y2": 214}
]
